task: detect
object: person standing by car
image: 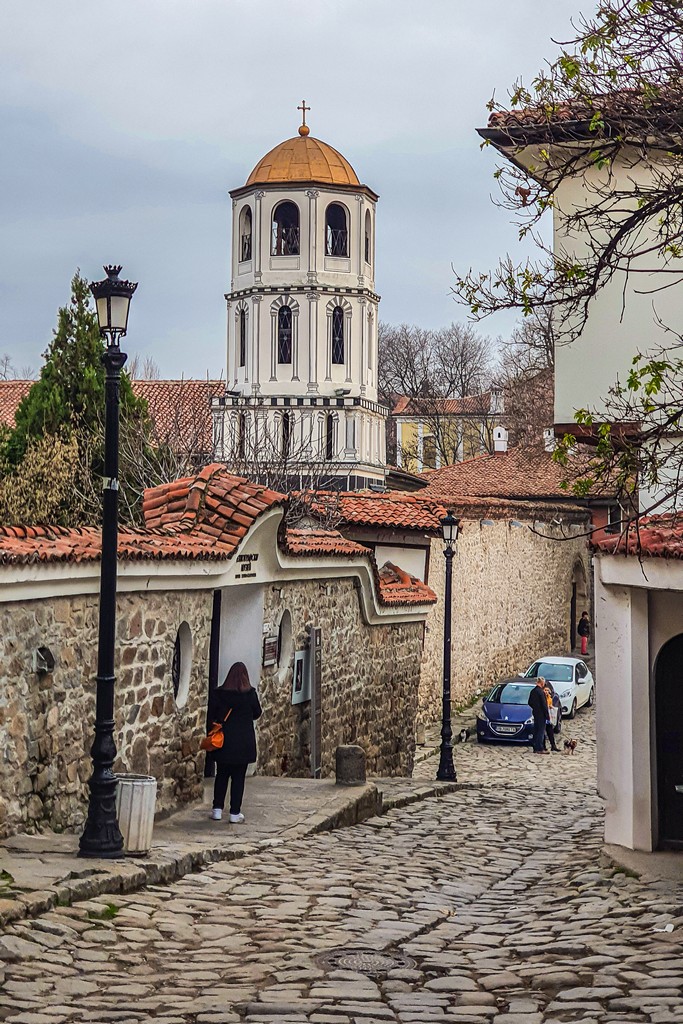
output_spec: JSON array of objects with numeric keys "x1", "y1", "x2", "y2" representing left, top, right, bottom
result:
[
  {"x1": 578, "y1": 610, "x2": 590, "y2": 656},
  {"x1": 543, "y1": 680, "x2": 560, "y2": 752},
  {"x1": 528, "y1": 676, "x2": 550, "y2": 754},
  {"x1": 208, "y1": 662, "x2": 262, "y2": 823}
]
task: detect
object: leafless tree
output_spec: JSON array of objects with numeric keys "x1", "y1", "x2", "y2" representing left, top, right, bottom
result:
[
  {"x1": 127, "y1": 354, "x2": 162, "y2": 380},
  {"x1": 0, "y1": 355, "x2": 17, "y2": 381},
  {"x1": 378, "y1": 322, "x2": 494, "y2": 401},
  {"x1": 217, "y1": 406, "x2": 349, "y2": 526}
]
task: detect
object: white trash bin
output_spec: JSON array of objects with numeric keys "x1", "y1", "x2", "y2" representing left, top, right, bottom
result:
[{"x1": 115, "y1": 774, "x2": 157, "y2": 856}]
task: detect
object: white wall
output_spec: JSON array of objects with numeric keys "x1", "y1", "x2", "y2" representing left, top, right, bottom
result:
[
  {"x1": 554, "y1": 154, "x2": 683, "y2": 438},
  {"x1": 594, "y1": 566, "x2": 651, "y2": 850},
  {"x1": 218, "y1": 583, "x2": 264, "y2": 691},
  {"x1": 375, "y1": 545, "x2": 428, "y2": 583}
]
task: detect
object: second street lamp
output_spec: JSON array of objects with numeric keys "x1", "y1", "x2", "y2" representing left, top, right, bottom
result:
[
  {"x1": 436, "y1": 510, "x2": 461, "y2": 782},
  {"x1": 79, "y1": 265, "x2": 138, "y2": 859}
]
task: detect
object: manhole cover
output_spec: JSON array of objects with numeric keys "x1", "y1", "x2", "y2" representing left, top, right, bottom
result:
[{"x1": 317, "y1": 947, "x2": 416, "y2": 977}]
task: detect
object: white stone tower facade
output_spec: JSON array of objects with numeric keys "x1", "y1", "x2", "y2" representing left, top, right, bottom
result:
[{"x1": 213, "y1": 108, "x2": 387, "y2": 490}]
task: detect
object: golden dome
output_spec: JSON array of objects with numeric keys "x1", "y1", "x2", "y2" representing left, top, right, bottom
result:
[{"x1": 246, "y1": 134, "x2": 360, "y2": 188}]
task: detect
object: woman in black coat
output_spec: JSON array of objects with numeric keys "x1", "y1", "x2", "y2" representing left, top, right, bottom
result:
[{"x1": 208, "y1": 662, "x2": 262, "y2": 823}]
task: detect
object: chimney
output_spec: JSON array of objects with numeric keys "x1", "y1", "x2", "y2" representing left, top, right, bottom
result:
[
  {"x1": 493, "y1": 426, "x2": 508, "y2": 455},
  {"x1": 543, "y1": 427, "x2": 556, "y2": 453}
]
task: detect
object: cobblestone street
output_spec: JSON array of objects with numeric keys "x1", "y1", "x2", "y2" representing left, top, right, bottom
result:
[{"x1": 1, "y1": 706, "x2": 682, "y2": 1024}]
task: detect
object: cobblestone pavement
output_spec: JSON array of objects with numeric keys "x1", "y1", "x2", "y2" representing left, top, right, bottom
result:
[{"x1": 1, "y1": 705, "x2": 682, "y2": 1023}]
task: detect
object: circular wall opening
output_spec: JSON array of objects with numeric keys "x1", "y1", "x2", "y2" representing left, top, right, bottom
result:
[{"x1": 172, "y1": 621, "x2": 193, "y2": 708}]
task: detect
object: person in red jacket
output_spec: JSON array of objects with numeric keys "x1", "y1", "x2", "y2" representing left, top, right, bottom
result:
[{"x1": 578, "y1": 611, "x2": 590, "y2": 656}]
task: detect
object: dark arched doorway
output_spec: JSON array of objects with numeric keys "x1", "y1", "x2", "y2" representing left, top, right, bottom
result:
[
  {"x1": 570, "y1": 561, "x2": 589, "y2": 651},
  {"x1": 655, "y1": 633, "x2": 683, "y2": 848}
]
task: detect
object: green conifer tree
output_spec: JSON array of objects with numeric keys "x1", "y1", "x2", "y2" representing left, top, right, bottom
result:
[{"x1": 8, "y1": 270, "x2": 145, "y2": 463}]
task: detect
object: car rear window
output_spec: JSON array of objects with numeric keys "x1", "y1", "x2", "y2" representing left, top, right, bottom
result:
[
  {"x1": 527, "y1": 662, "x2": 573, "y2": 683},
  {"x1": 488, "y1": 682, "x2": 534, "y2": 704}
]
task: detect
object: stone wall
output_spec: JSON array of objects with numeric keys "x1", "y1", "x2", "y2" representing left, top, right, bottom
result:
[
  {"x1": 0, "y1": 590, "x2": 212, "y2": 839},
  {"x1": 257, "y1": 579, "x2": 424, "y2": 779},
  {"x1": 418, "y1": 517, "x2": 591, "y2": 723}
]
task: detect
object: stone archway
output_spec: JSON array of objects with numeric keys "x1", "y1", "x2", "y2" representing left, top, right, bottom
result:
[
  {"x1": 654, "y1": 633, "x2": 683, "y2": 849},
  {"x1": 570, "y1": 560, "x2": 589, "y2": 651}
]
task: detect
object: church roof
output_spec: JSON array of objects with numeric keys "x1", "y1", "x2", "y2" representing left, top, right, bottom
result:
[{"x1": 245, "y1": 134, "x2": 361, "y2": 188}]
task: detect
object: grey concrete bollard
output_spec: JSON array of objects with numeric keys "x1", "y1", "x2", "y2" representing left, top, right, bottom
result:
[{"x1": 335, "y1": 745, "x2": 366, "y2": 786}]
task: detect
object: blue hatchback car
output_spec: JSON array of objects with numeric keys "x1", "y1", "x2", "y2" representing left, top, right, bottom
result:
[{"x1": 476, "y1": 679, "x2": 536, "y2": 744}]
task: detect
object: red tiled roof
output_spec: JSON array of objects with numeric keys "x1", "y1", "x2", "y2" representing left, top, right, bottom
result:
[
  {"x1": 142, "y1": 464, "x2": 285, "y2": 545},
  {"x1": 391, "y1": 392, "x2": 493, "y2": 418},
  {"x1": 134, "y1": 379, "x2": 224, "y2": 451},
  {"x1": 0, "y1": 378, "x2": 224, "y2": 449},
  {"x1": 485, "y1": 88, "x2": 678, "y2": 133},
  {"x1": 312, "y1": 492, "x2": 448, "y2": 532},
  {"x1": 378, "y1": 561, "x2": 437, "y2": 606},
  {"x1": 594, "y1": 514, "x2": 683, "y2": 559},
  {"x1": 284, "y1": 528, "x2": 369, "y2": 558},
  {"x1": 0, "y1": 523, "x2": 229, "y2": 566},
  {"x1": 0, "y1": 466, "x2": 436, "y2": 608},
  {"x1": 0, "y1": 381, "x2": 33, "y2": 427},
  {"x1": 420, "y1": 446, "x2": 582, "y2": 501}
]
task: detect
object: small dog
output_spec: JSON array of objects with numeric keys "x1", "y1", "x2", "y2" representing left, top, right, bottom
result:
[
  {"x1": 458, "y1": 728, "x2": 471, "y2": 744},
  {"x1": 564, "y1": 739, "x2": 578, "y2": 755}
]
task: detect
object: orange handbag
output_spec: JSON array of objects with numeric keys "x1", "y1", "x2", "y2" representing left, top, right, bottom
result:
[{"x1": 200, "y1": 709, "x2": 232, "y2": 752}]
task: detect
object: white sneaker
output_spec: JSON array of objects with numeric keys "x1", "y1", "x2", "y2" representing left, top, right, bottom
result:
[
  {"x1": 211, "y1": 808, "x2": 222, "y2": 820},
  {"x1": 229, "y1": 812, "x2": 245, "y2": 824}
]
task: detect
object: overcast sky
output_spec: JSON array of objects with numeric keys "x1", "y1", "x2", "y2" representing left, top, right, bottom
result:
[{"x1": 0, "y1": 0, "x2": 587, "y2": 379}]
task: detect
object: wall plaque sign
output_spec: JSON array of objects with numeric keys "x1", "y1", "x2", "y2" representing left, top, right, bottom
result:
[
  {"x1": 262, "y1": 634, "x2": 278, "y2": 668},
  {"x1": 235, "y1": 553, "x2": 259, "y2": 579}
]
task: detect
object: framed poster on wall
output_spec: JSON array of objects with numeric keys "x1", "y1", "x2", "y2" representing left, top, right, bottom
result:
[{"x1": 291, "y1": 649, "x2": 310, "y2": 705}]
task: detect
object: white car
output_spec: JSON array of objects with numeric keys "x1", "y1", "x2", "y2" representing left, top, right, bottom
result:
[{"x1": 523, "y1": 656, "x2": 594, "y2": 719}]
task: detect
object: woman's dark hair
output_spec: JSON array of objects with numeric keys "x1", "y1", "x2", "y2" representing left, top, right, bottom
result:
[
  {"x1": 581, "y1": 610, "x2": 589, "y2": 616},
  {"x1": 221, "y1": 661, "x2": 251, "y2": 692}
]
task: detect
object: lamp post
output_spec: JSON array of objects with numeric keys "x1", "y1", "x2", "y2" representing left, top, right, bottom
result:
[
  {"x1": 436, "y1": 510, "x2": 461, "y2": 782},
  {"x1": 79, "y1": 265, "x2": 138, "y2": 859}
]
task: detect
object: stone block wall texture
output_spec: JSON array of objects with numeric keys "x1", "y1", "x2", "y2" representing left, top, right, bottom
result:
[
  {"x1": 0, "y1": 590, "x2": 212, "y2": 839},
  {"x1": 257, "y1": 579, "x2": 424, "y2": 780},
  {"x1": 418, "y1": 518, "x2": 591, "y2": 724}
]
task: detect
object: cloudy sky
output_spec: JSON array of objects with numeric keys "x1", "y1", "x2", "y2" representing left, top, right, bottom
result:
[{"x1": 0, "y1": 0, "x2": 586, "y2": 378}]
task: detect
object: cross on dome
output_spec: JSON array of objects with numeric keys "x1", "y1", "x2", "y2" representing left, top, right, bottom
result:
[{"x1": 297, "y1": 99, "x2": 311, "y2": 137}]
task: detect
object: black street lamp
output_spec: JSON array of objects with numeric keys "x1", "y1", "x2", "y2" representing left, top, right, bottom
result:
[
  {"x1": 436, "y1": 510, "x2": 461, "y2": 782},
  {"x1": 79, "y1": 265, "x2": 138, "y2": 859}
]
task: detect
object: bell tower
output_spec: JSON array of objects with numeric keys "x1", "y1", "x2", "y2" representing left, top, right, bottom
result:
[{"x1": 213, "y1": 105, "x2": 387, "y2": 490}]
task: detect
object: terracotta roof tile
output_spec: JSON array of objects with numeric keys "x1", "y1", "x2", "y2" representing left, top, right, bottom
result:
[
  {"x1": 0, "y1": 378, "x2": 225, "y2": 450},
  {"x1": 391, "y1": 392, "x2": 493, "y2": 417},
  {"x1": 0, "y1": 381, "x2": 33, "y2": 427},
  {"x1": 419, "y1": 445, "x2": 612, "y2": 502},
  {"x1": 378, "y1": 561, "x2": 437, "y2": 606},
  {"x1": 284, "y1": 528, "x2": 370, "y2": 558},
  {"x1": 594, "y1": 514, "x2": 683, "y2": 559}
]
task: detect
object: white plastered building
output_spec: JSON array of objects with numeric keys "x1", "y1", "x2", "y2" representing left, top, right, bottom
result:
[{"x1": 212, "y1": 114, "x2": 387, "y2": 490}]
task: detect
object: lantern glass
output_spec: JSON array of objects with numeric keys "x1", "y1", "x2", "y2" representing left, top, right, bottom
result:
[
  {"x1": 108, "y1": 294, "x2": 131, "y2": 333},
  {"x1": 90, "y1": 265, "x2": 137, "y2": 345},
  {"x1": 441, "y1": 512, "x2": 460, "y2": 548}
]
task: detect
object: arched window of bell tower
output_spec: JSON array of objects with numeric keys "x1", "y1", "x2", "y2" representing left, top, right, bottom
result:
[
  {"x1": 277, "y1": 306, "x2": 293, "y2": 363},
  {"x1": 325, "y1": 413, "x2": 336, "y2": 461},
  {"x1": 272, "y1": 201, "x2": 300, "y2": 256},
  {"x1": 364, "y1": 210, "x2": 372, "y2": 265},
  {"x1": 325, "y1": 203, "x2": 349, "y2": 257},
  {"x1": 282, "y1": 412, "x2": 292, "y2": 457},
  {"x1": 332, "y1": 306, "x2": 345, "y2": 365},
  {"x1": 238, "y1": 309, "x2": 247, "y2": 367},
  {"x1": 239, "y1": 206, "x2": 252, "y2": 262}
]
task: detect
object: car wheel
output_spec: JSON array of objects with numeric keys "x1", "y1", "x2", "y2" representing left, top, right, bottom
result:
[
  {"x1": 586, "y1": 688, "x2": 594, "y2": 708},
  {"x1": 567, "y1": 699, "x2": 577, "y2": 720},
  {"x1": 554, "y1": 715, "x2": 562, "y2": 735}
]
